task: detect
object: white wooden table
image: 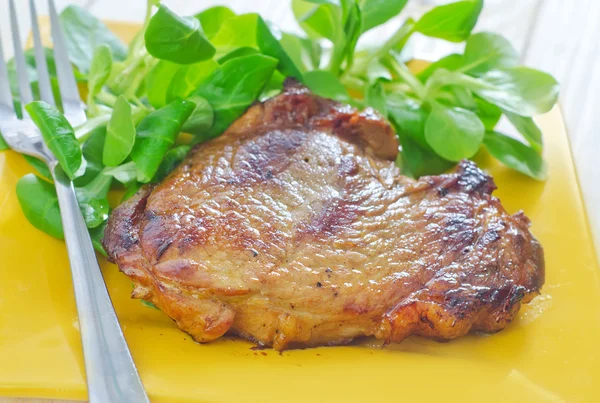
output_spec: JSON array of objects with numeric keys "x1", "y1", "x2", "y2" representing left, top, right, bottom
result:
[{"x1": 1, "y1": 0, "x2": 598, "y2": 401}]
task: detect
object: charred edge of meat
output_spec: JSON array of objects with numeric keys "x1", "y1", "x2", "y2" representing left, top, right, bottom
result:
[
  {"x1": 383, "y1": 283, "x2": 533, "y2": 345},
  {"x1": 103, "y1": 185, "x2": 153, "y2": 263},
  {"x1": 433, "y1": 160, "x2": 497, "y2": 197}
]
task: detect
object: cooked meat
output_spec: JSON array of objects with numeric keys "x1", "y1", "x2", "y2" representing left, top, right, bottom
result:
[{"x1": 104, "y1": 82, "x2": 544, "y2": 350}]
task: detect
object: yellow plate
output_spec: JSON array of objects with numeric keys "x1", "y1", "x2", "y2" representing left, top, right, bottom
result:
[{"x1": 1, "y1": 21, "x2": 599, "y2": 403}]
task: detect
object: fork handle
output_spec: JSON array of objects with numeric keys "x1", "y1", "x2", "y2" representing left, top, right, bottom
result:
[{"x1": 52, "y1": 165, "x2": 149, "y2": 403}]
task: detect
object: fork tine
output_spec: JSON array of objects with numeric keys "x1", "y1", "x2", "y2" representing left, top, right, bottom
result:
[
  {"x1": 9, "y1": 0, "x2": 34, "y2": 113},
  {"x1": 30, "y1": 0, "x2": 55, "y2": 106},
  {"x1": 0, "y1": 28, "x2": 16, "y2": 117},
  {"x1": 48, "y1": 0, "x2": 85, "y2": 125}
]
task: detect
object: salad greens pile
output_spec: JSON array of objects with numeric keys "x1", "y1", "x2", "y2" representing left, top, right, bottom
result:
[{"x1": 0, "y1": 0, "x2": 558, "y2": 252}]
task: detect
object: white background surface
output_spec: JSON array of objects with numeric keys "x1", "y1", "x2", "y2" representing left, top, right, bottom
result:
[{"x1": 1, "y1": 0, "x2": 599, "y2": 258}]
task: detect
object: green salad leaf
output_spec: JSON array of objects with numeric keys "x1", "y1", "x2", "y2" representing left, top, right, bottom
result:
[
  {"x1": 194, "y1": 54, "x2": 278, "y2": 139},
  {"x1": 484, "y1": 131, "x2": 547, "y2": 180},
  {"x1": 218, "y1": 47, "x2": 259, "y2": 64},
  {"x1": 103, "y1": 95, "x2": 136, "y2": 167},
  {"x1": 293, "y1": 0, "x2": 367, "y2": 75},
  {"x1": 280, "y1": 33, "x2": 322, "y2": 72},
  {"x1": 505, "y1": 111, "x2": 543, "y2": 152},
  {"x1": 145, "y1": 60, "x2": 180, "y2": 109},
  {"x1": 435, "y1": 85, "x2": 476, "y2": 110},
  {"x1": 23, "y1": 155, "x2": 52, "y2": 181},
  {"x1": 462, "y1": 32, "x2": 519, "y2": 75},
  {"x1": 195, "y1": 6, "x2": 236, "y2": 39},
  {"x1": 365, "y1": 79, "x2": 387, "y2": 116},
  {"x1": 292, "y1": 1, "x2": 342, "y2": 41},
  {"x1": 339, "y1": 2, "x2": 362, "y2": 72},
  {"x1": 16, "y1": 174, "x2": 64, "y2": 239},
  {"x1": 153, "y1": 145, "x2": 191, "y2": 183},
  {"x1": 388, "y1": 94, "x2": 429, "y2": 149},
  {"x1": 130, "y1": 99, "x2": 195, "y2": 182},
  {"x1": 60, "y1": 6, "x2": 127, "y2": 73},
  {"x1": 388, "y1": 95, "x2": 454, "y2": 177},
  {"x1": 207, "y1": 13, "x2": 303, "y2": 81},
  {"x1": 425, "y1": 103, "x2": 484, "y2": 161},
  {"x1": 359, "y1": 0, "x2": 408, "y2": 33},
  {"x1": 89, "y1": 220, "x2": 108, "y2": 256},
  {"x1": 146, "y1": 60, "x2": 218, "y2": 109},
  {"x1": 256, "y1": 16, "x2": 304, "y2": 81},
  {"x1": 74, "y1": 126, "x2": 106, "y2": 187},
  {"x1": 75, "y1": 172, "x2": 112, "y2": 228},
  {"x1": 211, "y1": 14, "x2": 259, "y2": 57},
  {"x1": 468, "y1": 67, "x2": 559, "y2": 116},
  {"x1": 304, "y1": 70, "x2": 351, "y2": 102},
  {"x1": 474, "y1": 96, "x2": 502, "y2": 131},
  {"x1": 414, "y1": 0, "x2": 483, "y2": 42},
  {"x1": 396, "y1": 129, "x2": 454, "y2": 178},
  {"x1": 87, "y1": 45, "x2": 113, "y2": 112},
  {"x1": 104, "y1": 162, "x2": 137, "y2": 185},
  {"x1": 145, "y1": 4, "x2": 216, "y2": 64},
  {"x1": 25, "y1": 101, "x2": 84, "y2": 180},
  {"x1": 417, "y1": 54, "x2": 464, "y2": 83},
  {"x1": 167, "y1": 60, "x2": 219, "y2": 102},
  {"x1": 182, "y1": 96, "x2": 214, "y2": 135},
  {"x1": 6, "y1": 47, "x2": 63, "y2": 109}
]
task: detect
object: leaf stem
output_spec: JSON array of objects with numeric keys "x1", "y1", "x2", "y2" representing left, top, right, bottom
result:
[
  {"x1": 144, "y1": 0, "x2": 155, "y2": 27},
  {"x1": 383, "y1": 81, "x2": 413, "y2": 95},
  {"x1": 421, "y1": 69, "x2": 493, "y2": 102},
  {"x1": 108, "y1": 55, "x2": 144, "y2": 94},
  {"x1": 455, "y1": 58, "x2": 488, "y2": 74},
  {"x1": 125, "y1": 55, "x2": 157, "y2": 102},
  {"x1": 76, "y1": 113, "x2": 111, "y2": 142},
  {"x1": 327, "y1": 36, "x2": 347, "y2": 75},
  {"x1": 382, "y1": 55, "x2": 426, "y2": 99},
  {"x1": 96, "y1": 91, "x2": 118, "y2": 108}
]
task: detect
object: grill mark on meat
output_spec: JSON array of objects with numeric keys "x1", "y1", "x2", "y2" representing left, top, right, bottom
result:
[
  {"x1": 140, "y1": 211, "x2": 176, "y2": 264},
  {"x1": 295, "y1": 156, "x2": 361, "y2": 241},
  {"x1": 155, "y1": 239, "x2": 173, "y2": 261},
  {"x1": 103, "y1": 83, "x2": 544, "y2": 351},
  {"x1": 226, "y1": 129, "x2": 306, "y2": 186},
  {"x1": 300, "y1": 197, "x2": 358, "y2": 239}
]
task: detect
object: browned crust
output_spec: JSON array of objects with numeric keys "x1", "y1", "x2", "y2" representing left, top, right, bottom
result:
[
  {"x1": 377, "y1": 161, "x2": 544, "y2": 343},
  {"x1": 104, "y1": 189, "x2": 237, "y2": 342},
  {"x1": 103, "y1": 86, "x2": 545, "y2": 351}
]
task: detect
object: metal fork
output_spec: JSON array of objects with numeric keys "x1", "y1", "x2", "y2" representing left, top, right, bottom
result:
[{"x1": 0, "y1": 1, "x2": 149, "y2": 401}]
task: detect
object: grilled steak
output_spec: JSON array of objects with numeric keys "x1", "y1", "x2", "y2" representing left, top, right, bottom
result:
[{"x1": 104, "y1": 82, "x2": 544, "y2": 350}]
